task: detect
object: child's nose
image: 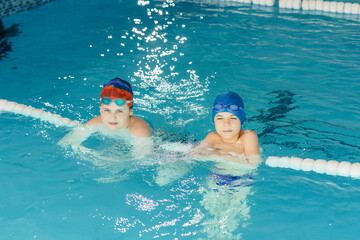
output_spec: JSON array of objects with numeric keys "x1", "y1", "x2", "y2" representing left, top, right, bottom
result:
[
  {"x1": 110, "y1": 112, "x2": 117, "y2": 119},
  {"x1": 224, "y1": 118, "x2": 230, "y2": 125}
]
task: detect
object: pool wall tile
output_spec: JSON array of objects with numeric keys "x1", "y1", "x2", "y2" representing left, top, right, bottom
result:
[{"x1": 0, "y1": 0, "x2": 54, "y2": 18}]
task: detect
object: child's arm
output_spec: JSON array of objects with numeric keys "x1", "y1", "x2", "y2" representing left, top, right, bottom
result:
[
  {"x1": 131, "y1": 136, "x2": 154, "y2": 159},
  {"x1": 241, "y1": 130, "x2": 261, "y2": 166},
  {"x1": 58, "y1": 115, "x2": 100, "y2": 149},
  {"x1": 57, "y1": 125, "x2": 93, "y2": 149},
  {"x1": 242, "y1": 130, "x2": 260, "y2": 156},
  {"x1": 189, "y1": 132, "x2": 220, "y2": 158},
  {"x1": 190, "y1": 131, "x2": 261, "y2": 166},
  {"x1": 58, "y1": 125, "x2": 129, "y2": 165}
]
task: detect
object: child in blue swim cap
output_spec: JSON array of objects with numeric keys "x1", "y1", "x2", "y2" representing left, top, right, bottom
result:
[
  {"x1": 211, "y1": 91, "x2": 246, "y2": 125},
  {"x1": 194, "y1": 91, "x2": 260, "y2": 163}
]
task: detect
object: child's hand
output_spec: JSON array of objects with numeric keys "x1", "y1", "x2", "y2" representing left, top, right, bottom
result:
[{"x1": 213, "y1": 142, "x2": 244, "y2": 155}]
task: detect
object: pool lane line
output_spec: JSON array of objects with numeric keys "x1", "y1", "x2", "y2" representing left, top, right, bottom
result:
[{"x1": 0, "y1": 99, "x2": 80, "y2": 127}]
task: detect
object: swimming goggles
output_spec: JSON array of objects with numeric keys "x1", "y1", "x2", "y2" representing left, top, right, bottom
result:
[
  {"x1": 100, "y1": 97, "x2": 132, "y2": 106},
  {"x1": 212, "y1": 102, "x2": 244, "y2": 112}
]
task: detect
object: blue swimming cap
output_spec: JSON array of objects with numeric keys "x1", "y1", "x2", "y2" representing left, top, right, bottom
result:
[
  {"x1": 212, "y1": 91, "x2": 246, "y2": 124},
  {"x1": 103, "y1": 77, "x2": 133, "y2": 95}
]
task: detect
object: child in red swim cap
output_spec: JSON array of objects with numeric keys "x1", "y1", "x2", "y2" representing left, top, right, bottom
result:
[
  {"x1": 86, "y1": 77, "x2": 151, "y2": 137},
  {"x1": 58, "y1": 77, "x2": 152, "y2": 163}
]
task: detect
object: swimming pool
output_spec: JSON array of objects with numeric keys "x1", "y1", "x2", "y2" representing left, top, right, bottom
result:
[{"x1": 1, "y1": 0, "x2": 360, "y2": 239}]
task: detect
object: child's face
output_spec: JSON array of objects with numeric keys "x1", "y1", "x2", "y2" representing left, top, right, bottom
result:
[
  {"x1": 214, "y1": 112, "x2": 241, "y2": 142},
  {"x1": 100, "y1": 102, "x2": 133, "y2": 130}
]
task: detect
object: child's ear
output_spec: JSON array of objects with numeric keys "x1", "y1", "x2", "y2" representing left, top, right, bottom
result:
[{"x1": 130, "y1": 109, "x2": 134, "y2": 116}]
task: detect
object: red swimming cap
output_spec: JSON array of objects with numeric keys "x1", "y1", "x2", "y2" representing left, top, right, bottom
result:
[{"x1": 100, "y1": 77, "x2": 133, "y2": 109}]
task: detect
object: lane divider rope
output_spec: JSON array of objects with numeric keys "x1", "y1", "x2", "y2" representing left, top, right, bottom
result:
[
  {"x1": 0, "y1": 99, "x2": 80, "y2": 127},
  {"x1": 266, "y1": 156, "x2": 360, "y2": 178}
]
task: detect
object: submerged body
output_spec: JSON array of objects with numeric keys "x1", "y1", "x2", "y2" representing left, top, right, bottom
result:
[{"x1": 190, "y1": 92, "x2": 261, "y2": 239}]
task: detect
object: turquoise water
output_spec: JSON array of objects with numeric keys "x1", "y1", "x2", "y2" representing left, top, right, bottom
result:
[{"x1": 1, "y1": 0, "x2": 360, "y2": 239}]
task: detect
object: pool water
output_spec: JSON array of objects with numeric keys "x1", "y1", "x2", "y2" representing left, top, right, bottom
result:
[{"x1": 1, "y1": 0, "x2": 360, "y2": 239}]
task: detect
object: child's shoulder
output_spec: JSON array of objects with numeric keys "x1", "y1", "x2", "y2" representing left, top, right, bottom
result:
[
  {"x1": 129, "y1": 116, "x2": 151, "y2": 137},
  {"x1": 204, "y1": 131, "x2": 222, "y2": 143},
  {"x1": 86, "y1": 115, "x2": 102, "y2": 125},
  {"x1": 242, "y1": 130, "x2": 258, "y2": 137},
  {"x1": 129, "y1": 116, "x2": 149, "y2": 128},
  {"x1": 241, "y1": 130, "x2": 258, "y2": 141}
]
